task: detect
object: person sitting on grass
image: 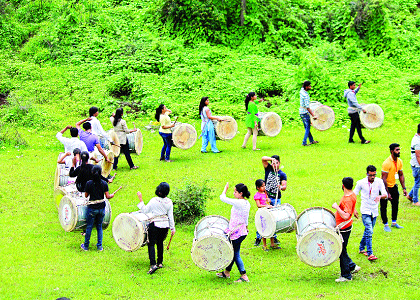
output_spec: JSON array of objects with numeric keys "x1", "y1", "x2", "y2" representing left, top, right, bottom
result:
[{"x1": 254, "y1": 179, "x2": 280, "y2": 251}]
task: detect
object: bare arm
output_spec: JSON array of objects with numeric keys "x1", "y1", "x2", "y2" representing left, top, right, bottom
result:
[
  {"x1": 332, "y1": 203, "x2": 351, "y2": 220},
  {"x1": 382, "y1": 171, "x2": 391, "y2": 199},
  {"x1": 416, "y1": 150, "x2": 420, "y2": 165},
  {"x1": 105, "y1": 191, "x2": 114, "y2": 199},
  {"x1": 399, "y1": 170, "x2": 407, "y2": 196},
  {"x1": 96, "y1": 144, "x2": 110, "y2": 163},
  {"x1": 76, "y1": 117, "x2": 91, "y2": 129},
  {"x1": 60, "y1": 125, "x2": 72, "y2": 134},
  {"x1": 57, "y1": 152, "x2": 71, "y2": 164},
  {"x1": 262, "y1": 156, "x2": 272, "y2": 168},
  {"x1": 280, "y1": 180, "x2": 287, "y2": 191},
  {"x1": 205, "y1": 108, "x2": 221, "y2": 121},
  {"x1": 306, "y1": 107, "x2": 316, "y2": 119}
]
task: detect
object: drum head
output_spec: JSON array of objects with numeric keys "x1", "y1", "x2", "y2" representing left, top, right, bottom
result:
[
  {"x1": 112, "y1": 213, "x2": 147, "y2": 251},
  {"x1": 135, "y1": 129, "x2": 143, "y2": 155},
  {"x1": 172, "y1": 123, "x2": 197, "y2": 150},
  {"x1": 54, "y1": 165, "x2": 59, "y2": 190},
  {"x1": 260, "y1": 112, "x2": 282, "y2": 137},
  {"x1": 215, "y1": 116, "x2": 238, "y2": 141},
  {"x1": 296, "y1": 227, "x2": 342, "y2": 267},
  {"x1": 108, "y1": 129, "x2": 121, "y2": 157},
  {"x1": 310, "y1": 105, "x2": 335, "y2": 131},
  {"x1": 58, "y1": 195, "x2": 78, "y2": 232},
  {"x1": 191, "y1": 235, "x2": 234, "y2": 271},
  {"x1": 101, "y1": 151, "x2": 115, "y2": 177},
  {"x1": 255, "y1": 208, "x2": 277, "y2": 238},
  {"x1": 54, "y1": 187, "x2": 67, "y2": 209},
  {"x1": 360, "y1": 104, "x2": 384, "y2": 129}
]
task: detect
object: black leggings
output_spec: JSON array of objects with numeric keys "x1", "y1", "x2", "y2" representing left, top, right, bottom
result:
[
  {"x1": 147, "y1": 222, "x2": 168, "y2": 266},
  {"x1": 380, "y1": 185, "x2": 399, "y2": 224},
  {"x1": 113, "y1": 143, "x2": 134, "y2": 170},
  {"x1": 348, "y1": 112, "x2": 366, "y2": 143}
]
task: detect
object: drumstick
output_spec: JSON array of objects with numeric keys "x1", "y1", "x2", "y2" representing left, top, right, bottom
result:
[
  {"x1": 173, "y1": 116, "x2": 179, "y2": 127},
  {"x1": 166, "y1": 234, "x2": 174, "y2": 250},
  {"x1": 112, "y1": 186, "x2": 123, "y2": 195}
]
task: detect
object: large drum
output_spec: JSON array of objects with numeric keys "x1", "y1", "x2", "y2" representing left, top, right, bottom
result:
[
  {"x1": 257, "y1": 112, "x2": 282, "y2": 137},
  {"x1": 54, "y1": 184, "x2": 80, "y2": 209},
  {"x1": 112, "y1": 211, "x2": 153, "y2": 251},
  {"x1": 296, "y1": 207, "x2": 342, "y2": 267},
  {"x1": 107, "y1": 129, "x2": 121, "y2": 157},
  {"x1": 255, "y1": 204, "x2": 297, "y2": 238},
  {"x1": 191, "y1": 215, "x2": 234, "y2": 271},
  {"x1": 101, "y1": 150, "x2": 115, "y2": 177},
  {"x1": 54, "y1": 164, "x2": 69, "y2": 189},
  {"x1": 127, "y1": 129, "x2": 143, "y2": 155},
  {"x1": 360, "y1": 104, "x2": 384, "y2": 129},
  {"x1": 309, "y1": 101, "x2": 335, "y2": 131},
  {"x1": 58, "y1": 195, "x2": 111, "y2": 232},
  {"x1": 211, "y1": 116, "x2": 238, "y2": 140},
  {"x1": 99, "y1": 135, "x2": 110, "y2": 151},
  {"x1": 172, "y1": 123, "x2": 197, "y2": 150}
]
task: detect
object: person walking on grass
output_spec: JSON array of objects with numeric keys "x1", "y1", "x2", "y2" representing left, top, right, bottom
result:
[
  {"x1": 217, "y1": 183, "x2": 250, "y2": 283},
  {"x1": 344, "y1": 81, "x2": 370, "y2": 144},
  {"x1": 199, "y1": 96, "x2": 222, "y2": 153},
  {"x1": 381, "y1": 143, "x2": 407, "y2": 232},
  {"x1": 332, "y1": 177, "x2": 360, "y2": 282},
  {"x1": 407, "y1": 124, "x2": 420, "y2": 206},
  {"x1": 299, "y1": 80, "x2": 318, "y2": 146},
  {"x1": 242, "y1": 92, "x2": 263, "y2": 151},
  {"x1": 354, "y1": 165, "x2": 387, "y2": 261},
  {"x1": 89, "y1": 106, "x2": 113, "y2": 149},
  {"x1": 155, "y1": 104, "x2": 175, "y2": 162}
]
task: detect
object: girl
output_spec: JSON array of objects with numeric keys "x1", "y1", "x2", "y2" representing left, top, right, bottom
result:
[
  {"x1": 217, "y1": 182, "x2": 250, "y2": 282},
  {"x1": 137, "y1": 182, "x2": 175, "y2": 274},
  {"x1": 199, "y1": 96, "x2": 222, "y2": 153},
  {"x1": 242, "y1": 92, "x2": 262, "y2": 151},
  {"x1": 155, "y1": 104, "x2": 175, "y2": 162}
]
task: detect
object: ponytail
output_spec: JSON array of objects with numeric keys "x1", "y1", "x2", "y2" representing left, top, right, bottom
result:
[
  {"x1": 235, "y1": 183, "x2": 250, "y2": 199},
  {"x1": 155, "y1": 104, "x2": 165, "y2": 122},
  {"x1": 245, "y1": 92, "x2": 256, "y2": 111}
]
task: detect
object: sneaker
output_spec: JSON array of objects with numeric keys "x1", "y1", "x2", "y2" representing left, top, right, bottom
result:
[
  {"x1": 80, "y1": 244, "x2": 88, "y2": 251},
  {"x1": 262, "y1": 246, "x2": 269, "y2": 252},
  {"x1": 97, "y1": 246, "x2": 103, "y2": 251},
  {"x1": 165, "y1": 160, "x2": 173, "y2": 163},
  {"x1": 351, "y1": 265, "x2": 361, "y2": 274},
  {"x1": 335, "y1": 276, "x2": 352, "y2": 282},
  {"x1": 384, "y1": 225, "x2": 391, "y2": 232},
  {"x1": 273, "y1": 237, "x2": 280, "y2": 245},
  {"x1": 391, "y1": 223, "x2": 403, "y2": 229},
  {"x1": 254, "y1": 238, "x2": 261, "y2": 247},
  {"x1": 270, "y1": 245, "x2": 281, "y2": 250}
]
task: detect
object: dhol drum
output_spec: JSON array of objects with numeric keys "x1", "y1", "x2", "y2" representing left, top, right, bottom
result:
[
  {"x1": 211, "y1": 116, "x2": 238, "y2": 140},
  {"x1": 309, "y1": 101, "x2": 335, "y2": 131},
  {"x1": 54, "y1": 184, "x2": 80, "y2": 209},
  {"x1": 359, "y1": 103, "x2": 384, "y2": 129},
  {"x1": 99, "y1": 135, "x2": 110, "y2": 151},
  {"x1": 257, "y1": 112, "x2": 282, "y2": 137},
  {"x1": 54, "y1": 164, "x2": 70, "y2": 189},
  {"x1": 172, "y1": 123, "x2": 197, "y2": 150},
  {"x1": 255, "y1": 204, "x2": 297, "y2": 238},
  {"x1": 127, "y1": 129, "x2": 143, "y2": 155},
  {"x1": 112, "y1": 211, "x2": 154, "y2": 251},
  {"x1": 58, "y1": 195, "x2": 111, "y2": 232},
  {"x1": 101, "y1": 150, "x2": 115, "y2": 177},
  {"x1": 191, "y1": 215, "x2": 234, "y2": 271},
  {"x1": 107, "y1": 129, "x2": 121, "y2": 157},
  {"x1": 296, "y1": 207, "x2": 342, "y2": 267}
]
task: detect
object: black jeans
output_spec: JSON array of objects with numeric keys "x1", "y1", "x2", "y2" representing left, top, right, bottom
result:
[
  {"x1": 339, "y1": 226, "x2": 356, "y2": 280},
  {"x1": 348, "y1": 112, "x2": 366, "y2": 143},
  {"x1": 113, "y1": 143, "x2": 134, "y2": 170},
  {"x1": 147, "y1": 222, "x2": 169, "y2": 266},
  {"x1": 380, "y1": 185, "x2": 399, "y2": 224}
]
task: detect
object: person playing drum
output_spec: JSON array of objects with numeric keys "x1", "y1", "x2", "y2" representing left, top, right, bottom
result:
[
  {"x1": 199, "y1": 96, "x2": 222, "y2": 153},
  {"x1": 155, "y1": 104, "x2": 175, "y2": 162},
  {"x1": 89, "y1": 106, "x2": 113, "y2": 148},
  {"x1": 137, "y1": 182, "x2": 175, "y2": 275},
  {"x1": 217, "y1": 182, "x2": 250, "y2": 283},
  {"x1": 242, "y1": 92, "x2": 263, "y2": 151}
]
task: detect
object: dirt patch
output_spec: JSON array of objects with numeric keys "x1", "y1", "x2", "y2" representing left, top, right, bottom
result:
[
  {"x1": 0, "y1": 91, "x2": 9, "y2": 106},
  {"x1": 369, "y1": 269, "x2": 388, "y2": 279}
]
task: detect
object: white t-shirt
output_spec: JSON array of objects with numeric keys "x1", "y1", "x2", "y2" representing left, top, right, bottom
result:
[{"x1": 410, "y1": 134, "x2": 420, "y2": 167}]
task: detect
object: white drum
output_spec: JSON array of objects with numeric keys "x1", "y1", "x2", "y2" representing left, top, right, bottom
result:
[
  {"x1": 258, "y1": 112, "x2": 282, "y2": 137},
  {"x1": 127, "y1": 129, "x2": 143, "y2": 155},
  {"x1": 211, "y1": 116, "x2": 238, "y2": 140},
  {"x1": 309, "y1": 101, "x2": 335, "y2": 131},
  {"x1": 360, "y1": 104, "x2": 384, "y2": 129},
  {"x1": 255, "y1": 204, "x2": 297, "y2": 238},
  {"x1": 107, "y1": 129, "x2": 121, "y2": 157},
  {"x1": 172, "y1": 123, "x2": 197, "y2": 150}
]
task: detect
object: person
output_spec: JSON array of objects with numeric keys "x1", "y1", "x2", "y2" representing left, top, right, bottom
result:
[
  {"x1": 80, "y1": 165, "x2": 115, "y2": 251},
  {"x1": 299, "y1": 81, "x2": 318, "y2": 146},
  {"x1": 354, "y1": 165, "x2": 387, "y2": 261},
  {"x1": 137, "y1": 182, "x2": 175, "y2": 275},
  {"x1": 110, "y1": 108, "x2": 139, "y2": 170},
  {"x1": 217, "y1": 182, "x2": 250, "y2": 283},
  {"x1": 57, "y1": 148, "x2": 81, "y2": 169},
  {"x1": 75, "y1": 117, "x2": 110, "y2": 163},
  {"x1": 199, "y1": 97, "x2": 222, "y2": 153},
  {"x1": 242, "y1": 92, "x2": 262, "y2": 151},
  {"x1": 332, "y1": 177, "x2": 360, "y2": 282},
  {"x1": 381, "y1": 143, "x2": 407, "y2": 232},
  {"x1": 56, "y1": 125, "x2": 88, "y2": 166},
  {"x1": 156, "y1": 104, "x2": 176, "y2": 162},
  {"x1": 344, "y1": 81, "x2": 370, "y2": 144},
  {"x1": 253, "y1": 179, "x2": 279, "y2": 251},
  {"x1": 89, "y1": 106, "x2": 113, "y2": 148},
  {"x1": 407, "y1": 124, "x2": 420, "y2": 206}
]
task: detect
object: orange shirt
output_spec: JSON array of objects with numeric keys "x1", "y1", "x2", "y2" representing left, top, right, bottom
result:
[
  {"x1": 382, "y1": 155, "x2": 403, "y2": 188},
  {"x1": 335, "y1": 193, "x2": 357, "y2": 230}
]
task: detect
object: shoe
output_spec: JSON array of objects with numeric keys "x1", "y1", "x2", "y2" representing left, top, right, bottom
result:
[
  {"x1": 335, "y1": 277, "x2": 352, "y2": 282},
  {"x1": 359, "y1": 250, "x2": 368, "y2": 256},
  {"x1": 368, "y1": 254, "x2": 378, "y2": 261},
  {"x1": 302, "y1": 144, "x2": 309, "y2": 146},
  {"x1": 253, "y1": 148, "x2": 261, "y2": 151},
  {"x1": 384, "y1": 225, "x2": 391, "y2": 232},
  {"x1": 235, "y1": 277, "x2": 249, "y2": 283},
  {"x1": 148, "y1": 265, "x2": 159, "y2": 274},
  {"x1": 391, "y1": 223, "x2": 403, "y2": 229},
  {"x1": 241, "y1": 146, "x2": 246, "y2": 149},
  {"x1": 130, "y1": 166, "x2": 139, "y2": 170},
  {"x1": 348, "y1": 140, "x2": 355, "y2": 143},
  {"x1": 413, "y1": 202, "x2": 420, "y2": 206},
  {"x1": 262, "y1": 246, "x2": 269, "y2": 251},
  {"x1": 310, "y1": 141, "x2": 319, "y2": 144},
  {"x1": 254, "y1": 238, "x2": 261, "y2": 246},
  {"x1": 157, "y1": 264, "x2": 164, "y2": 269},
  {"x1": 273, "y1": 237, "x2": 280, "y2": 245},
  {"x1": 362, "y1": 140, "x2": 371, "y2": 144},
  {"x1": 351, "y1": 265, "x2": 361, "y2": 274},
  {"x1": 97, "y1": 246, "x2": 103, "y2": 251},
  {"x1": 80, "y1": 244, "x2": 88, "y2": 251},
  {"x1": 201, "y1": 151, "x2": 207, "y2": 153},
  {"x1": 213, "y1": 151, "x2": 222, "y2": 153},
  {"x1": 270, "y1": 245, "x2": 281, "y2": 250},
  {"x1": 216, "y1": 271, "x2": 230, "y2": 278},
  {"x1": 160, "y1": 157, "x2": 165, "y2": 161},
  {"x1": 165, "y1": 160, "x2": 173, "y2": 163}
]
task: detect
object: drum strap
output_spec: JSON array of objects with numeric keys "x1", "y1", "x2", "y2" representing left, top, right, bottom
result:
[
  {"x1": 336, "y1": 219, "x2": 352, "y2": 230},
  {"x1": 145, "y1": 214, "x2": 170, "y2": 244},
  {"x1": 87, "y1": 199, "x2": 106, "y2": 205},
  {"x1": 226, "y1": 223, "x2": 246, "y2": 238}
]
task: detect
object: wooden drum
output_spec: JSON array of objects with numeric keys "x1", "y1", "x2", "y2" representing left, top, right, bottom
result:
[
  {"x1": 54, "y1": 184, "x2": 80, "y2": 209},
  {"x1": 258, "y1": 112, "x2": 282, "y2": 137},
  {"x1": 255, "y1": 203, "x2": 297, "y2": 238},
  {"x1": 54, "y1": 165, "x2": 69, "y2": 189},
  {"x1": 309, "y1": 101, "x2": 335, "y2": 131},
  {"x1": 172, "y1": 123, "x2": 197, "y2": 150},
  {"x1": 127, "y1": 129, "x2": 143, "y2": 155},
  {"x1": 211, "y1": 116, "x2": 238, "y2": 140},
  {"x1": 360, "y1": 104, "x2": 384, "y2": 129}
]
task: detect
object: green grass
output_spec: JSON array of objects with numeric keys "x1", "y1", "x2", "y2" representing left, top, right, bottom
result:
[{"x1": 1, "y1": 118, "x2": 420, "y2": 299}]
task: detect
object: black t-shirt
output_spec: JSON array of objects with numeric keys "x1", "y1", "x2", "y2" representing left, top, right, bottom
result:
[
  {"x1": 264, "y1": 164, "x2": 287, "y2": 199},
  {"x1": 85, "y1": 179, "x2": 109, "y2": 209},
  {"x1": 70, "y1": 164, "x2": 109, "y2": 192}
]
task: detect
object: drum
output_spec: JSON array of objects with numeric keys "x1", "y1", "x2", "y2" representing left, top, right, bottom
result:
[
  {"x1": 101, "y1": 150, "x2": 115, "y2": 177},
  {"x1": 191, "y1": 215, "x2": 234, "y2": 271},
  {"x1": 295, "y1": 207, "x2": 342, "y2": 267},
  {"x1": 309, "y1": 101, "x2": 335, "y2": 131},
  {"x1": 172, "y1": 123, "x2": 197, "y2": 150},
  {"x1": 360, "y1": 104, "x2": 384, "y2": 129},
  {"x1": 211, "y1": 116, "x2": 238, "y2": 140},
  {"x1": 107, "y1": 129, "x2": 121, "y2": 157},
  {"x1": 257, "y1": 112, "x2": 282, "y2": 137},
  {"x1": 58, "y1": 195, "x2": 111, "y2": 232},
  {"x1": 54, "y1": 164, "x2": 69, "y2": 189},
  {"x1": 127, "y1": 129, "x2": 143, "y2": 155},
  {"x1": 99, "y1": 135, "x2": 110, "y2": 151},
  {"x1": 255, "y1": 204, "x2": 297, "y2": 238},
  {"x1": 54, "y1": 184, "x2": 80, "y2": 209},
  {"x1": 112, "y1": 211, "x2": 153, "y2": 251}
]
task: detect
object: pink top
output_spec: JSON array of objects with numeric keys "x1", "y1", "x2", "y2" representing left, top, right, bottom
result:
[
  {"x1": 254, "y1": 191, "x2": 269, "y2": 206},
  {"x1": 220, "y1": 193, "x2": 250, "y2": 240}
]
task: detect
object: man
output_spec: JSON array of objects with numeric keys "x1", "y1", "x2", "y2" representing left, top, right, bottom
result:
[
  {"x1": 76, "y1": 117, "x2": 110, "y2": 163},
  {"x1": 254, "y1": 155, "x2": 287, "y2": 246},
  {"x1": 354, "y1": 165, "x2": 387, "y2": 261},
  {"x1": 56, "y1": 125, "x2": 88, "y2": 167},
  {"x1": 381, "y1": 143, "x2": 407, "y2": 232},
  {"x1": 299, "y1": 80, "x2": 318, "y2": 146},
  {"x1": 344, "y1": 81, "x2": 370, "y2": 144},
  {"x1": 89, "y1": 106, "x2": 113, "y2": 148},
  {"x1": 332, "y1": 177, "x2": 360, "y2": 282},
  {"x1": 407, "y1": 124, "x2": 420, "y2": 206}
]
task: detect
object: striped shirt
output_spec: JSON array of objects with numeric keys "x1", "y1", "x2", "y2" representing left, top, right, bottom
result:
[{"x1": 299, "y1": 88, "x2": 310, "y2": 115}]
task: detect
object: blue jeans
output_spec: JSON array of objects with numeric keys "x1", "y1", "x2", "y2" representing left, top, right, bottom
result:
[
  {"x1": 201, "y1": 122, "x2": 219, "y2": 153},
  {"x1": 256, "y1": 197, "x2": 280, "y2": 239},
  {"x1": 359, "y1": 214, "x2": 377, "y2": 256},
  {"x1": 159, "y1": 132, "x2": 172, "y2": 160},
  {"x1": 300, "y1": 113, "x2": 314, "y2": 145},
  {"x1": 226, "y1": 235, "x2": 246, "y2": 274},
  {"x1": 409, "y1": 166, "x2": 420, "y2": 203},
  {"x1": 84, "y1": 207, "x2": 105, "y2": 249}
]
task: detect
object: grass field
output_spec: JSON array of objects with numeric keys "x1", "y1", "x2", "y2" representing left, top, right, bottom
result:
[{"x1": 1, "y1": 117, "x2": 420, "y2": 299}]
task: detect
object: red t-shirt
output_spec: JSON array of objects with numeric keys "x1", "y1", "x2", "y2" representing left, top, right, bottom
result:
[{"x1": 335, "y1": 193, "x2": 357, "y2": 230}]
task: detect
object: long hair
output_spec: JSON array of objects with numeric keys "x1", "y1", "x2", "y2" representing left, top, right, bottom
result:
[
  {"x1": 91, "y1": 165, "x2": 103, "y2": 191},
  {"x1": 198, "y1": 97, "x2": 209, "y2": 116},
  {"x1": 245, "y1": 92, "x2": 256, "y2": 111},
  {"x1": 113, "y1": 108, "x2": 123, "y2": 127},
  {"x1": 155, "y1": 104, "x2": 165, "y2": 122},
  {"x1": 77, "y1": 151, "x2": 91, "y2": 183},
  {"x1": 235, "y1": 183, "x2": 250, "y2": 199}
]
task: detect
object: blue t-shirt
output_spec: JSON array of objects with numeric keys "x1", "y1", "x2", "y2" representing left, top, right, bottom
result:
[
  {"x1": 264, "y1": 164, "x2": 287, "y2": 199},
  {"x1": 78, "y1": 129, "x2": 99, "y2": 152}
]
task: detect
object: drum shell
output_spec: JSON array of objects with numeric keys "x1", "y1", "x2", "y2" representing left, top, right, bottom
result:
[
  {"x1": 211, "y1": 116, "x2": 238, "y2": 141},
  {"x1": 296, "y1": 207, "x2": 336, "y2": 236},
  {"x1": 126, "y1": 129, "x2": 143, "y2": 155},
  {"x1": 107, "y1": 129, "x2": 121, "y2": 157},
  {"x1": 255, "y1": 204, "x2": 297, "y2": 238},
  {"x1": 101, "y1": 150, "x2": 115, "y2": 177},
  {"x1": 171, "y1": 123, "x2": 197, "y2": 150},
  {"x1": 359, "y1": 103, "x2": 384, "y2": 129},
  {"x1": 257, "y1": 112, "x2": 282, "y2": 137},
  {"x1": 99, "y1": 136, "x2": 110, "y2": 151},
  {"x1": 309, "y1": 101, "x2": 335, "y2": 131}
]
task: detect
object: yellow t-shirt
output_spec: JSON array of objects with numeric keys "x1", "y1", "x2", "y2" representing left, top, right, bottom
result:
[
  {"x1": 159, "y1": 113, "x2": 172, "y2": 134},
  {"x1": 382, "y1": 155, "x2": 403, "y2": 188}
]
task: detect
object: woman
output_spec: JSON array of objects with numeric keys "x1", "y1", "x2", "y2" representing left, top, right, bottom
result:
[
  {"x1": 241, "y1": 92, "x2": 261, "y2": 151},
  {"x1": 110, "y1": 108, "x2": 138, "y2": 170},
  {"x1": 217, "y1": 182, "x2": 250, "y2": 282},
  {"x1": 137, "y1": 182, "x2": 175, "y2": 274},
  {"x1": 199, "y1": 96, "x2": 222, "y2": 153},
  {"x1": 155, "y1": 104, "x2": 175, "y2": 162},
  {"x1": 81, "y1": 165, "x2": 115, "y2": 251}
]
